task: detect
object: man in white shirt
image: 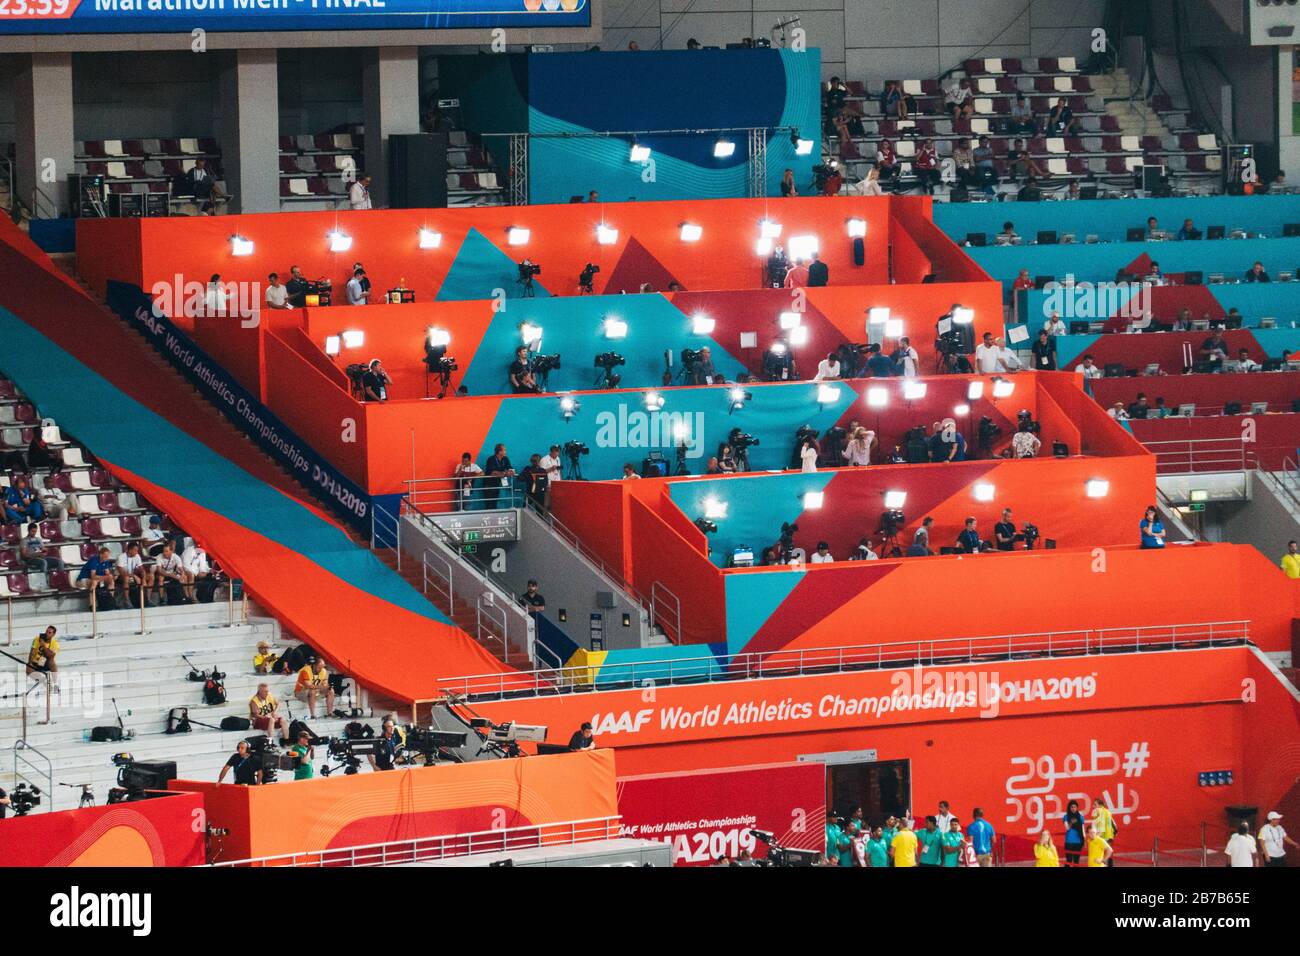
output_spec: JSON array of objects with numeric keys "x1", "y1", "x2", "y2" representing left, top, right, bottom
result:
[
  {"x1": 1043, "y1": 312, "x2": 1067, "y2": 336},
  {"x1": 453, "y1": 452, "x2": 484, "y2": 507},
  {"x1": 203, "y1": 274, "x2": 228, "y2": 316},
  {"x1": 621, "y1": 463, "x2": 642, "y2": 480},
  {"x1": 152, "y1": 540, "x2": 190, "y2": 605},
  {"x1": 265, "y1": 272, "x2": 290, "y2": 310},
  {"x1": 995, "y1": 337, "x2": 1022, "y2": 372},
  {"x1": 348, "y1": 174, "x2": 372, "y2": 210},
  {"x1": 140, "y1": 515, "x2": 168, "y2": 556},
  {"x1": 1074, "y1": 354, "x2": 1103, "y2": 379},
  {"x1": 539, "y1": 445, "x2": 563, "y2": 487},
  {"x1": 894, "y1": 337, "x2": 920, "y2": 377},
  {"x1": 1259, "y1": 811, "x2": 1297, "y2": 866},
  {"x1": 809, "y1": 542, "x2": 834, "y2": 564},
  {"x1": 346, "y1": 267, "x2": 369, "y2": 306},
  {"x1": 38, "y1": 480, "x2": 73, "y2": 522},
  {"x1": 181, "y1": 542, "x2": 212, "y2": 603},
  {"x1": 1236, "y1": 348, "x2": 1262, "y2": 372},
  {"x1": 1225, "y1": 822, "x2": 1257, "y2": 867},
  {"x1": 975, "y1": 332, "x2": 1002, "y2": 374},
  {"x1": 813, "y1": 352, "x2": 841, "y2": 382},
  {"x1": 850, "y1": 538, "x2": 878, "y2": 560},
  {"x1": 115, "y1": 541, "x2": 155, "y2": 605}
]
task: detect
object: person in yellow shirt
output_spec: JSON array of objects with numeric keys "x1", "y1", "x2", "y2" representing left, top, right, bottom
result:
[
  {"x1": 1034, "y1": 829, "x2": 1060, "y2": 867},
  {"x1": 252, "y1": 641, "x2": 278, "y2": 674},
  {"x1": 890, "y1": 818, "x2": 919, "y2": 867},
  {"x1": 1282, "y1": 540, "x2": 1300, "y2": 579},
  {"x1": 1091, "y1": 798, "x2": 1117, "y2": 866},
  {"x1": 1086, "y1": 825, "x2": 1113, "y2": 867},
  {"x1": 26, "y1": 626, "x2": 59, "y2": 677},
  {"x1": 294, "y1": 656, "x2": 334, "y2": 719},
  {"x1": 248, "y1": 682, "x2": 290, "y2": 743}
]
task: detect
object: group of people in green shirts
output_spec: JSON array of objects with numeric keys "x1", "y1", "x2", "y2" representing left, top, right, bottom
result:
[{"x1": 824, "y1": 803, "x2": 993, "y2": 868}]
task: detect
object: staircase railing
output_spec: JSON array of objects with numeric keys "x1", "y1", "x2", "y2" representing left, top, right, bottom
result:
[
  {"x1": 11, "y1": 739, "x2": 52, "y2": 812},
  {"x1": 1268, "y1": 457, "x2": 1300, "y2": 514}
]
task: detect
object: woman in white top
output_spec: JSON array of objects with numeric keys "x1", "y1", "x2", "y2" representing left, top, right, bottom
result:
[
  {"x1": 845, "y1": 427, "x2": 874, "y2": 466},
  {"x1": 800, "y1": 438, "x2": 819, "y2": 473},
  {"x1": 859, "y1": 163, "x2": 885, "y2": 197}
]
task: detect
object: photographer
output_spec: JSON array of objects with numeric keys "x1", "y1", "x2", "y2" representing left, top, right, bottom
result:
[
  {"x1": 361, "y1": 359, "x2": 391, "y2": 402},
  {"x1": 692, "y1": 346, "x2": 718, "y2": 385},
  {"x1": 994, "y1": 509, "x2": 1017, "y2": 552},
  {"x1": 510, "y1": 347, "x2": 540, "y2": 394},
  {"x1": 289, "y1": 730, "x2": 315, "y2": 781},
  {"x1": 368, "y1": 719, "x2": 402, "y2": 772},
  {"x1": 957, "y1": 517, "x2": 982, "y2": 554},
  {"x1": 294, "y1": 655, "x2": 334, "y2": 720},
  {"x1": 26, "y1": 625, "x2": 59, "y2": 678},
  {"x1": 217, "y1": 740, "x2": 261, "y2": 786},
  {"x1": 1011, "y1": 420, "x2": 1042, "y2": 458},
  {"x1": 248, "y1": 682, "x2": 290, "y2": 745}
]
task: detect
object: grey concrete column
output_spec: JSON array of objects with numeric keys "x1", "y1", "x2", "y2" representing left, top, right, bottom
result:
[
  {"x1": 218, "y1": 48, "x2": 281, "y2": 214},
  {"x1": 14, "y1": 52, "x2": 74, "y2": 219},
  {"x1": 362, "y1": 46, "x2": 421, "y2": 207}
]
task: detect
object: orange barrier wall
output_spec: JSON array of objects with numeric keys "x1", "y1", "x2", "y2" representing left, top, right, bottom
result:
[
  {"x1": 889, "y1": 214, "x2": 933, "y2": 285},
  {"x1": 475, "y1": 647, "x2": 1266, "y2": 847},
  {"x1": 171, "y1": 749, "x2": 618, "y2": 863},
  {"x1": 76, "y1": 197, "x2": 902, "y2": 328},
  {"x1": 0, "y1": 792, "x2": 205, "y2": 867}
]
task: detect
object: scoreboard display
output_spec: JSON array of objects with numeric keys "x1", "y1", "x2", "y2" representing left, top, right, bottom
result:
[{"x1": 0, "y1": 0, "x2": 590, "y2": 34}]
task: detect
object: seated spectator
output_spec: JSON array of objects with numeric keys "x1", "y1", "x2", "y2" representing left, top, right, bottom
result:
[
  {"x1": 4, "y1": 475, "x2": 43, "y2": 525},
  {"x1": 76, "y1": 545, "x2": 118, "y2": 609},
  {"x1": 1000, "y1": 222, "x2": 1020, "y2": 243},
  {"x1": 951, "y1": 138, "x2": 977, "y2": 188},
  {"x1": 1177, "y1": 219, "x2": 1202, "y2": 241},
  {"x1": 152, "y1": 539, "x2": 189, "y2": 605},
  {"x1": 1237, "y1": 348, "x2": 1262, "y2": 372},
  {"x1": 1046, "y1": 97, "x2": 1079, "y2": 136},
  {"x1": 824, "y1": 76, "x2": 849, "y2": 113},
  {"x1": 253, "y1": 640, "x2": 279, "y2": 674},
  {"x1": 248, "y1": 682, "x2": 291, "y2": 744},
  {"x1": 913, "y1": 140, "x2": 939, "y2": 193},
  {"x1": 1043, "y1": 312, "x2": 1067, "y2": 336},
  {"x1": 140, "y1": 515, "x2": 168, "y2": 557},
  {"x1": 809, "y1": 541, "x2": 835, "y2": 564},
  {"x1": 1017, "y1": 176, "x2": 1043, "y2": 201},
  {"x1": 944, "y1": 77, "x2": 974, "y2": 120},
  {"x1": 1201, "y1": 330, "x2": 1230, "y2": 366},
  {"x1": 26, "y1": 433, "x2": 59, "y2": 473},
  {"x1": 833, "y1": 109, "x2": 863, "y2": 159},
  {"x1": 973, "y1": 136, "x2": 997, "y2": 194},
  {"x1": 361, "y1": 359, "x2": 391, "y2": 401},
  {"x1": 1152, "y1": 397, "x2": 1171, "y2": 418},
  {"x1": 1108, "y1": 401, "x2": 1129, "y2": 420},
  {"x1": 20, "y1": 520, "x2": 62, "y2": 574},
  {"x1": 26, "y1": 626, "x2": 59, "y2": 679},
  {"x1": 1010, "y1": 93, "x2": 1037, "y2": 134},
  {"x1": 879, "y1": 80, "x2": 909, "y2": 120},
  {"x1": 294, "y1": 656, "x2": 335, "y2": 719},
  {"x1": 1244, "y1": 261, "x2": 1270, "y2": 283},
  {"x1": 115, "y1": 541, "x2": 155, "y2": 607},
  {"x1": 38, "y1": 475, "x2": 74, "y2": 522},
  {"x1": 1127, "y1": 393, "x2": 1151, "y2": 420},
  {"x1": 1074, "y1": 354, "x2": 1103, "y2": 379},
  {"x1": 186, "y1": 157, "x2": 226, "y2": 215},
  {"x1": 717, "y1": 444, "x2": 739, "y2": 473},
  {"x1": 850, "y1": 538, "x2": 879, "y2": 560},
  {"x1": 1145, "y1": 216, "x2": 1160, "y2": 238},
  {"x1": 1007, "y1": 139, "x2": 1047, "y2": 181},
  {"x1": 1013, "y1": 268, "x2": 1034, "y2": 292},
  {"x1": 180, "y1": 541, "x2": 212, "y2": 603},
  {"x1": 875, "y1": 139, "x2": 899, "y2": 182}
]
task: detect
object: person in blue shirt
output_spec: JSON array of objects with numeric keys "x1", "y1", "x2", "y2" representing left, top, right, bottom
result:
[
  {"x1": 957, "y1": 517, "x2": 982, "y2": 554},
  {"x1": 75, "y1": 545, "x2": 120, "y2": 609},
  {"x1": 4, "y1": 476, "x2": 44, "y2": 525},
  {"x1": 865, "y1": 345, "x2": 898, "y2": 377},
  {"x1": 968, "y1": 806, "x2": 995, "y2": 866},
  {"x1": 917, "y1": 816, "x2": 944, "y2": 866},
  {"x1": 1139, "y1": 506, "x2": 1165, "y2": 549}
]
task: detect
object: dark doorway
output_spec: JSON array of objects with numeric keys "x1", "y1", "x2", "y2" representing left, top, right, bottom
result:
[{"x1": 827, "y1": 759, "x2": 911, "y2": 825}]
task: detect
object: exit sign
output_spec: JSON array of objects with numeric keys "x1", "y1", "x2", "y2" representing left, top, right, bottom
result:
[{"x1": 1187, "y1": 503, "x2": 1205, "y2": 512}]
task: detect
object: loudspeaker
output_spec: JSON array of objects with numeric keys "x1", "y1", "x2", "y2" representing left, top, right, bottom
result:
[
  {"x1": 852, "y1": 237, "x2": 865, "y2": 266},
  {"x1": 388, "y1": 132, "x2": 449, "y2": 209}
]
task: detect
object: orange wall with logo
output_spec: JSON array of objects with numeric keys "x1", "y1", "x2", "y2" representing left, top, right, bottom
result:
[{"x1": 170, "y1": 748, "x2": 617, "y2": 863}]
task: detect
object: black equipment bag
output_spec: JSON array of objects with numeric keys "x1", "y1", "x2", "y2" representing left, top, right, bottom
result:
[
  {"x1": 278, "y1": 643, "x2": 315, "y2": 675},
  {"x1": 90, "y1": 726, "x2": 123, "y2": 742},
  {"x1": 220, "y1": 716, "x2": 251, "y2": 731},
  {"x1": 196, "y1": 575, "x2": 219, "y2": 603},
  {"x1": 344, "y1": 720, "x2": 374, "y2": 739},
  {"x1": 203, "y1": 677, "x2": 227, "y2": 705},
  {"x1": 165, "y1": 707, "x2": 191, "y2": 734},
  {"x1": 288, "y1": 719, "x2": 319, "y2": 744}
]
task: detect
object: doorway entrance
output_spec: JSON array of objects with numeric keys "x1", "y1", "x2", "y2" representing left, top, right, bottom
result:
[{"x1": 827, "y1": 759, "x2": 911, "y2": 824}]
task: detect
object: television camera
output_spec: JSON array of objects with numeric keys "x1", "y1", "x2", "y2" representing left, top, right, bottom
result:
[
  {"x1": 563, "y1": 439, "x2": 590, "y2": 480},
  {"x1": 517, "y1": 259, "x2": 541, "y2": 297},
  {"x1": 749, "y1": 828, "x2": 822, "y2": 867},
  {"x1": 837, "y1": 342, "x2": 871, "y2": 378},
  {"x1": 821, "y1": 425, "x2": 848, "y2": 467},
  {"x1": 679, "y1": 347, "x2": 703, "y2": 383},
  {"x1": 880, "y1": 509, "x2": 906, "y2": 556},
  {"x1": 977, "y1": 416, "x2": 1002, "y2": 456},
  {"x1": 777, "y1": 521, "x2": 799, "y2": 563},
  {"x1": 579, "y1": 262, "x2": 600, "y2": 294},
  {"x1": 530, "y1": 352, "x2": 561, "y2": 390},
  {"x1": 424, "y1": 341, "x2": 459, "y2": 399},
  {"x1": 7, "y1": 782, "x2": 41, "y2": 817},
  {"x1": 1016, "y1": 409, "x2": 1040, "y2": 434},
  {"x1": 593, "y1": 351, "x2": 626, "y2": 389},
  {"x1": 344, "y1": 363, "x2": 368, "y2": 401},
  {"x1": 1018, "y1": 522, "x2": 1041, "y2": 550},
  {"x1": 728, "y1": 427, "x2": 758, "y2": 471},
  {"x1": 790, "y1": 424, "x2": 818, "y2": 468}
]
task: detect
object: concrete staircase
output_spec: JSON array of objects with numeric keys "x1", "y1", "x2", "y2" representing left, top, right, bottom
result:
[
  {"x1": 1092, "y1": 68, "x2": 1165, "y2": 137},
  {"x1": 0, "y1": 600, "x2": 381, "y2": 812}
]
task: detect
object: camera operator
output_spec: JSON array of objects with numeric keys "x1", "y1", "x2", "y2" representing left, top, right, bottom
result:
[
  {"x1": 762, "y1": 341, "x2": 796, "y2": 381},
  {"x1": 910, "y1": 517, "x2": 935, "y2": 556},
  {"x1": 957, "y1": 517, "x2": 982, "y2": 554},
  {"x1": 865, "y1": 344, "x2": 898, "y2": 377},
  {"x1": 0, "y1": 786, "x2": 9, "y2": 818},
  {"x1": 361, "y1": 359, "x2": 391, "y2": 402},
  {"x1": 510, "y1": 347, "x2": 541, "y2": 394},
  {"x1": 994, "y1": 508, "x2": 1017, "y2": 552},
  {"x1": 568, "y1": 721, "x2": 596, "y2": 751},
  {"x1": 692, "y1": 346, "x2": 718, "y2": 385},
  {"x1": 368, "y1": 718, "x2": 402, "y2": 772},
  {"x1": 927, "y1": 420, "x2": 958, "y2": 463},
  {"x1": 289, "y1": 729, "x2": 315, "y2": 781},
  {"x1": 1011, "y1": 420, "x2": 1042, "y2": 458},
  {"x1": 217, "y1": 740, "x2": 262, "y2": 786}
]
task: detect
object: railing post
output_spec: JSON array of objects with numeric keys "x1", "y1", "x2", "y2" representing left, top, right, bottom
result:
[
  {"x1": 139, "y1": 579, "x2": 146, "y2": 635},
  {"x1": 90, "y1": 584, "x2": 97, "y2": 638},
  {"x1": 5, "y1": 596, "x2": 11, "y2": 646},
  {"x1": 227, "y1": 579, "x2": 235, "y2": 628}
]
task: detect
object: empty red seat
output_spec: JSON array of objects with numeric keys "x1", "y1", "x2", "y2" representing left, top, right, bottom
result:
[
  {"x1": 83, "y1": 141, "x2": 107, "y2": 158},
  {"x1": 0, "y1": 549, "x2": 17, "y2": 571},
  {"x1": 39, "y1": 520, "x2": 62, "y2": 542},
  {"x1": 3, "y1": 573, "x2": 31, "y2": 597},
  {"x1": 307, "y1": 177, "x2": 330, "y2": 195},
  {"x1": 1186, "y1": 154, "x2": 1208, "y2": 171},
  {"x1": 846, "y1": 80, "x2": 866, "y2": 96},
  {"x1": 314, "y1": 134, "x2": 334, "y2": 150},
  {"x1": 1003, "y1": 59, "x2": 1023, "y2": 73},
  {"x1": 96, "y1": 493, "x2": 121, "y2": 514},
  {"x1": 48, "y1": 570, "x2": 72, "y2": 592},
  {"x1": 122, "y1": 139, "x2": 146, "y2": 156},
  {"x1": 198, "y1": 138, "x2": 219, "y2": 154},
  {"x1": 119, "y1": 515, "x2": 142, "y2": 536},
  {"x1": 89, "y1": 467, "x2": 113, "y2": 488},
  {"x1": 458, "y1": 173, "x2": 480, "y2": 190},
  {"x1": 279, "y1": 135, "x2": 296, "y2": 151},
  {"x1": 1101, "y1": 136, "x2": 1123, "y2": 152},
  {"x1": 1039, "y1": 58, "x2": 1059, "y2": 72},
  {"x1": 1064, "y1": 137, "x2": 1084, "y2": 152},
  {"x1": 1152, "y1": 94, "x2": 1173, "y2": 112},
  {"x1": 279, "y1": 156, "x2": 298, "y2": 174},
  {"x1": 1106, "y1": 156, "x2": 1130, "y2": 174},
  {"x1": 0, "y1": 525, "x2": 20, "y2": 546},
  {"x1": 0, "y1": 380, "x2": 14, "y2": 399},
  {"x1": 79, "y1": 540, "x2": 99, "y2": 560},
  {"x1": 1067, "y1": 157, "x2": 1088, "y2": 174},
  {"x1": 13, "y1": 404, "x2": 35, "y2": 423},
  {"x1": 1034, "y1": 77, "x2": 1055, "y2": 92}
]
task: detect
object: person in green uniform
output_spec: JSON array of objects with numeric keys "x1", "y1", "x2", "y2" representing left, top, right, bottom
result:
[
  {"x1": 918, "y1": 815, "x2": 944, "y2": 867},
  {"x1": 825, "y1": 814, "x2": 846, "y2": 865},
  {"x1": 941, "y1": 818, "x2": 964, "y2": 867},
  {"x1": 865, "y1": 825, "x2": 890, "y2": 868},
  {"x1": 290, "y1": 730, "x2": 315, "y2": 781}
]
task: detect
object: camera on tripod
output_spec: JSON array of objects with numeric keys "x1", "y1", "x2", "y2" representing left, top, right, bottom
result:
[
  {"x1": 729, "y1": 428, "x2": 758, "y2": 450},
  {"x1": 244, "y1": 734, "x2": 291, "y2": 784},
  {"x1": 880, "y1": 509, "x2": 906, "y2": 536},
  {"x1": 424, "y1": 344, "x2": 458, "y2": 375},
  {"x1": 8, "y1": 782, "x2": 41, "y2": 816},
  {"x1": 531, "y1": 353, "x2": 561, "y2": 374},
  {"x1": 344, "y1": 363, "x2": 368, "y2": 400},
  {"x1": 564, "y1": 440, "x2": 590, "y2": 460},
  {"x1": 1019, "y1": 523, "x2": 1041, "y2": 549},
  {"x1": 579, "y1": 262, "x2": 600, "y2": 293},
  {"x1": 517, "y1": 260, "x2": 541, "y2": 280},
  {"x1": 977, "y1": 416, "x2": 1002, "y2": 453},
  {"x1": 594, "y1": 351, "x2": 626, "y2": 388}
]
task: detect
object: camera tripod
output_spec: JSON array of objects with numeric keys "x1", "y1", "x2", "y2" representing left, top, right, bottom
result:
[
  {"x1": 518, "y1": 275, "x2": 536, "y2": 298},
  {"x1": 879, "y1": 527, "x2": 903, "y2": 558},
  {"x1": 564, "y1": 453, "x2": 585, "y2": 480},
  {"x1": 425, "y1": 367, "x2": 453, "y2": 400},
  {"x1": 674, "y1": 443, "x2": 690, "y2": 476}
]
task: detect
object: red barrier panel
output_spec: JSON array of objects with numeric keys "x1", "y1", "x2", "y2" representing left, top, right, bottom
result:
[
  {"x1": 1130, "y1": 413, "x2": 1300, "y2": 471},
  {"x1": 617, "y1": 761, "x2": 825, "y2": 865},
  {"x1": 1091, "y1": 371, "x2": 1300, "y2": 416},
  {"x1": 0, "y1": 792, "x2": 204, "y2": 867},
  {"x1": 628, "y1": 494, "x2": 726, "y2": 643},
  {"x1": 890, "y1": 214, "x2": 933, "y2": 285}
]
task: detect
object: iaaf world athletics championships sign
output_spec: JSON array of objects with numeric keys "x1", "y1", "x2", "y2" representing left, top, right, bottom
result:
[{"x1": 0, "y1": 0, "x2": 588, "y2": 35}]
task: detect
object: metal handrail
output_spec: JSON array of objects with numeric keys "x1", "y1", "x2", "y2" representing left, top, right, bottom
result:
[
  {"x1": 11, "y1": 739, "x2": 52, "y2": 812},
  {"x1": 431, "y1": 619, "x2": 1251, "y2": 701},
  {"x1": 1143, "y1": 436, "x2": 1255, "y2": 474},
  {"x1": 420, "y1": 549, "x2": 455, "y2": 614},
  {"x1": 1269, "y1": 456, "x2": 1300, "y2": 514},
  {"x1": 475, "y1": 592, "x2": 509, "y2": 658},
  {"x1": 650, "y1": 581, "x2": 682, "y2": 645},
  {"x1": 212, "y1": 814, "x2": 622, "y2": 867},
  {"x1": 5, "y1": 585, "x2": 250, "y2": 647}
]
